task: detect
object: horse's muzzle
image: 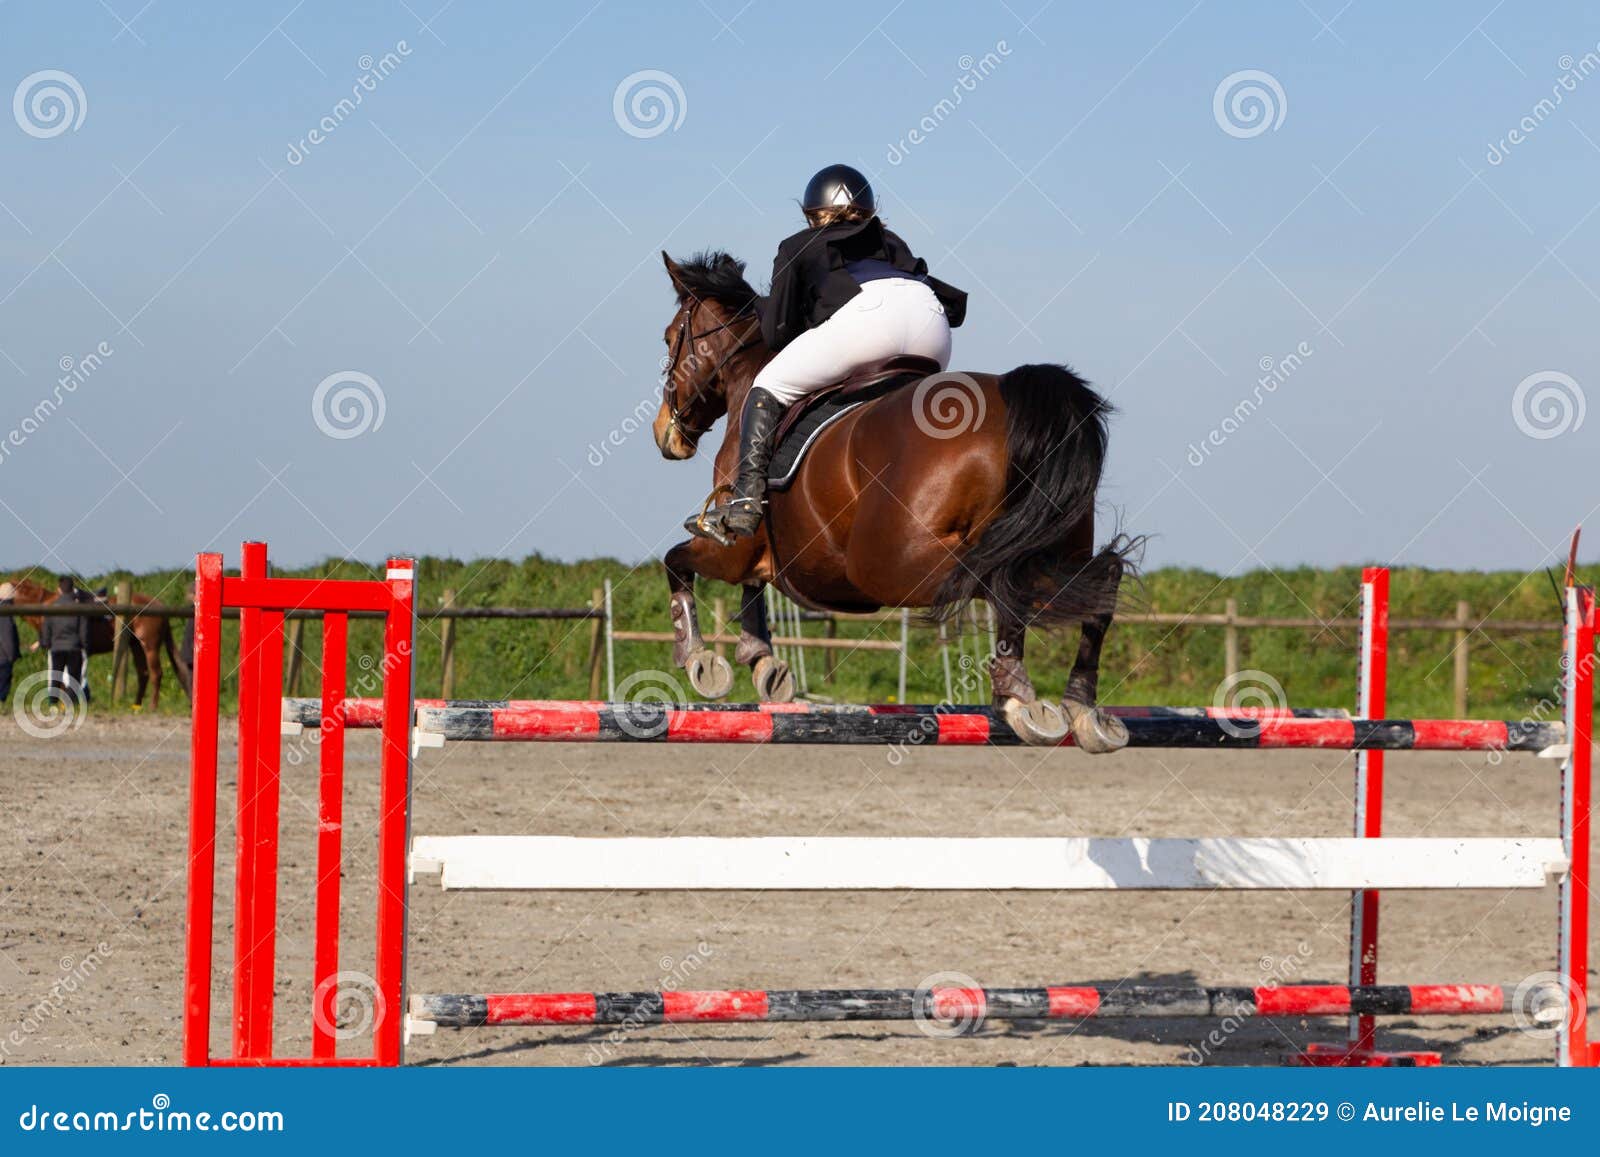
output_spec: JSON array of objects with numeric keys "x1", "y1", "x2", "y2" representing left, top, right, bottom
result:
[{"x1": 653, "y1": 407, "x2": 699, "y2": 460}]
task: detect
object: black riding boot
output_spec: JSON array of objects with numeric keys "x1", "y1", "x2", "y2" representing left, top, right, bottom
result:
[{"x1": 685, "y1": 387, "x2": 784, "y2": 544}]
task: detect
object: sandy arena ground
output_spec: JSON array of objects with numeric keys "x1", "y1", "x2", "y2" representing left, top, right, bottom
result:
[{"x1": 1, "y1": 714, "x2": 1586, "y2": 1067}]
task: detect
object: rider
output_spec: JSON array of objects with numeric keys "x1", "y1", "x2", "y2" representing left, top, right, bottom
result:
[{"x1": 694, "y1": 164, "x2": 967, "y2": 540}]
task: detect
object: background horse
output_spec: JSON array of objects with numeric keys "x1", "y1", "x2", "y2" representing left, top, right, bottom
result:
[
  {"x1": 650, "y1": 251, "x2": 1137, "y2": 750},
  {"x1": 10, "y1": 578, "x2": 191, "y2": 710}
]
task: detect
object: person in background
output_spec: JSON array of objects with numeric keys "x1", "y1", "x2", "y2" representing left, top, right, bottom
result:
[
  {"x1": 0, "y1": 582, "x2": 18, "y2": 703},
  {"x1": 33, "y1": 575, "x2": 88, "y2": 709}
]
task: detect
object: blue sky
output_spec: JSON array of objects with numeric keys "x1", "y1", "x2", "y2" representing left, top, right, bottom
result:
[{"x1": 1, "y1": 0, "x2": 1596, "y2": 575}]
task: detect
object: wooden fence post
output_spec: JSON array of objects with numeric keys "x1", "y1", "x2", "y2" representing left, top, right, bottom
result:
[
  {"x1": 604, "y1": 580, "x2": 616, "y2": 700},
  {"x1": 285, "y1": 618, "x2": 305, "y2": 696},
  {"x1": 586, "y1": 588, "x2": 605, "y2": 698},
  {"x1": 712, "y1": 597, "x2": 727, "y2": 660},
  {"x1": 1454, "y1": 600, "x2": 1470, "y2": 718},
  {"x1": 1223, "y1": 598, "x2": 1240, "y2": 681},
  {"x1": 440, "y1": 589, "x2": 457, "y2": 699},
  {"x1": 109, "y1": 580, "x2": 132, "y2": 703}
]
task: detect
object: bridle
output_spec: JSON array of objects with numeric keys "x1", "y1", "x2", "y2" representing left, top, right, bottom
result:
[{"x1": 661, "y1": 298, "x2": 763, "y2": 442}]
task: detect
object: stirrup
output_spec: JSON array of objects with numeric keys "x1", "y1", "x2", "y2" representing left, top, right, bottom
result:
[
  {"x1": 683, "y1": 485, "x2": 763, "y2": 546},
  {"x1": 685, "y1": 485, "x2": 737, "y2": 546}
]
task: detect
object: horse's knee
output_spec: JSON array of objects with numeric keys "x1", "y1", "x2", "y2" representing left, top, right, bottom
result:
[{"x1": 667, "y1": 536, "x2": 762, "y2": 588}]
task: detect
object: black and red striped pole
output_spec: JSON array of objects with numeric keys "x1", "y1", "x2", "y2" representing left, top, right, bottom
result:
[
  {"x1": 284, "y1": 696, "x2": 1564, "y2": 750},
  {"x1": 409, "y1": 982, "x2": 1524, "y2": 1031}
]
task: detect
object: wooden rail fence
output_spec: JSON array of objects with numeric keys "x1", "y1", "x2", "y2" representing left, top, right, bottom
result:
[{"x1": 2, "y1": 591, "x2": 1567, "y2": 715}]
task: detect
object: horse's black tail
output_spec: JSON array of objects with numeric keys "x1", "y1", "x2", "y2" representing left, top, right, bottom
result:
[{"x1": 931, "y1": 363, "x2": 1139, "y2": 628}]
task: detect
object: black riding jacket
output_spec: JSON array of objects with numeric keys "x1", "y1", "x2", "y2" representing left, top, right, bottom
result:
[{"x1": 758, "y1": 217, "x2": 967, "y2": 352}]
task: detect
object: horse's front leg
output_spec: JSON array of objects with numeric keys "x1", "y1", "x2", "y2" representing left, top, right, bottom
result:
[
  {"x1": 989, "y1": 615, "x2": 1068, "y2": 746},
  {"x1": 664, "y1": 538, "x2": 736, "y2": 699},
  {"x1": 736, "y1": 584, "x2": 795, "y2": 703}
]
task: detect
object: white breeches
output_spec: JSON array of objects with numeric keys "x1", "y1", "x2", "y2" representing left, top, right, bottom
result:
[{"x1": 753, "y1": 278, "x2": 953, "y2": 405}]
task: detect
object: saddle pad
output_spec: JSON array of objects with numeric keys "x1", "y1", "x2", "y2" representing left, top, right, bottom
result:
[{"x1": 767, "y1": 371, "x2": 922, "y2": 491}]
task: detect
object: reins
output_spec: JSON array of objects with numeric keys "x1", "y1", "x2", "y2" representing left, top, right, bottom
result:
[{"x1": 662, "y1": 298, "x2": 763, "y2": 440}]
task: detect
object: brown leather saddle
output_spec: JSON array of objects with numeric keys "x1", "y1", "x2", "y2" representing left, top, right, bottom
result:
[{"x1": 767, "y1": 354, "x2": 942, "y2": 491}]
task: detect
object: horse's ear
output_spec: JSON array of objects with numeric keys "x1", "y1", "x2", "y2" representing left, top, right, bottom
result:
[{"x1": 662, "y1": 251, "x2": 690, "y2": 297}]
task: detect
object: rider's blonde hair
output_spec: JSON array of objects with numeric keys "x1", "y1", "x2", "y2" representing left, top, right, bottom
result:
[{"x1": 804, "y1": 203, "x2": 876, "y2": 229}]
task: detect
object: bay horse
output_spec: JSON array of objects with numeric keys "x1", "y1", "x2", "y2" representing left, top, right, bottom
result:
[
  {"x1": 11, "y1": 578, "x2": 191, "y2": 710},
  {"x1": 650, "y1": 251, "x2": 1136, "y2": 750}
]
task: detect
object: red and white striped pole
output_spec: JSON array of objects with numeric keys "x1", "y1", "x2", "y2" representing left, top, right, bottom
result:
[
  {"x1": 1349, "y1": 567, "x2": 1389, "y2": 1054},
  {"x1": 1558, "y1": 582, "x2": 1595, "y2": 1067},
  {"x1": 1299, "y1": 567, "x2": 1413, "y2": 1066}
]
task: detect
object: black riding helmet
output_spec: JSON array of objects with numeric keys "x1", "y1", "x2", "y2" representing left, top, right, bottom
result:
[{"x1": 802, "y1": 164, "x2": 875, "y2": 216}]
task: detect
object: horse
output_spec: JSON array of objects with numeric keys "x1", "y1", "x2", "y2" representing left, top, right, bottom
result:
[
  {"x1": 10, "y1": 578, "x2": 191, "y2": 710},
  {"x1": 649, "y1": 251, "x2": 1137, "y2": 750}
]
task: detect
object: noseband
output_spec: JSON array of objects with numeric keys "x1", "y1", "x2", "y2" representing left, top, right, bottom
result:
[{"x1": 662, "y1": 299, "x2": 763, "y2": 441}]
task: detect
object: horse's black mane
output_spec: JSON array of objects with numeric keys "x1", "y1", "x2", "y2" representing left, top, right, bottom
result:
[{"x1": 673, "y1": 250, "x2": 759, "y2": 316}]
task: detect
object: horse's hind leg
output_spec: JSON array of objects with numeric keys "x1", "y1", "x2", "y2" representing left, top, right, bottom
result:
[
  {"x1": 1060, "y1": 613, "x2": 1130, "y2": 754},
  {"x1": 164, "y1": 622, "x2": 193, "y2": 701},
  {"x1": 989, "y1": 615, "x2": 1068, "y2": 746},
  {"x1": 664, "y1": 541, "x2": 735, "y2": 699},
  {"x1": 129, "y1": 637, "x2": 151, "y2": 710},
  {"x1": 144, "y1": 635, "x2": 163, "y2": 711},
  {"x1": 1036, "y1": 514, "x2": 1129, "y2": 754},
  {"x1": 736, "y1": 584, "x2": 794, "y2": 703}
]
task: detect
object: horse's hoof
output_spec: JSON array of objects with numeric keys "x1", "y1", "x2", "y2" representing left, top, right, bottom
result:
[
  {"x1": 752, "y1": 655, "x2": 796, "y2": 703},
  {"x1": 1061, "y1": 700, "x2": 1129, "y2": 754},
  {"x1": 685, "y1": 649, "x2": 735, "y2": 699},
  {"x1": 1001, "y1": 696, "x2": 1069, "y2": 746}
]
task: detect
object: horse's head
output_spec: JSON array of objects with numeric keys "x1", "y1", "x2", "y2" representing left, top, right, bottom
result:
[
  {"x1": 654, "y1": 251, "x2": 764, "y2": 460},
  {"x1": 7, "y1": 576, "x2": 54, "y2": 635}
]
